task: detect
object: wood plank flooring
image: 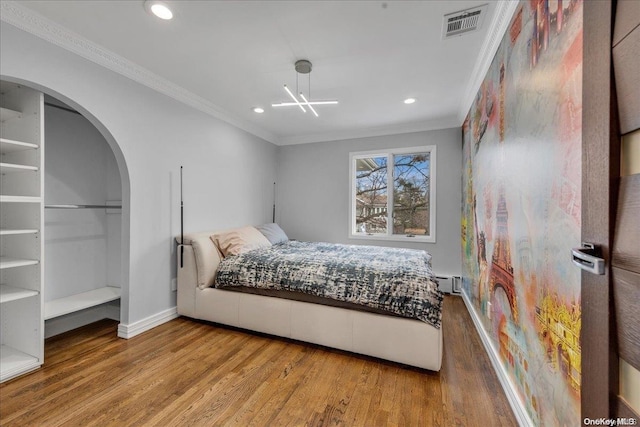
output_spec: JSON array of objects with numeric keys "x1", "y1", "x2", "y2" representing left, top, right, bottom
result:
[{"x1": 0, "y1": 296, "x2": 517, "y2": 426}]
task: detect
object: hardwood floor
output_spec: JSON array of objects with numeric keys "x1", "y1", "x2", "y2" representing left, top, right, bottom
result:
[{"x1": 0, "y1": 296, "x2": 516, "y2": 426}]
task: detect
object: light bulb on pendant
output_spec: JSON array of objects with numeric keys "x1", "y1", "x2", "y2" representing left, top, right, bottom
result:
[{"x1": 299, "y1": 93, "x2": 318, "y2": 117}]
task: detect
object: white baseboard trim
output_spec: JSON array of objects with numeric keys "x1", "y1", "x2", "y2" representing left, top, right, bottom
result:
[
  {"x1": 117, "y1": 307, "x2": 178, "y2": 339},
  {"x1": 461, "y1": 292, "x2": 535, "y2": 427}
]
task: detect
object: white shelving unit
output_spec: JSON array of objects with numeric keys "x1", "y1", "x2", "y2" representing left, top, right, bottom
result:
[
  {"x1": 0, "y1": 229, "x2": 39, "y2": 236},
  {"x1": 1, "y1": 162, "x2": 39, "y2": 173},
  {"x1": 0, "y1": 195, "x2": 41, "y2": 203},
  {"x1": 0, "y1": 285, "x2": 39, "y2": 304},
  {"x1": 1, "y1": 138, "x2": 39, "y2": 152},
  {"x1": 45, "y1": 286, "x2": 121, "y2": 320},
  {"x1": 0, "y1": 346, "x2": 39, "y2": 383},
  {"x1": 0, "y1": 107, "x2": 22, "y2": 122},
  {"x1": 0, "y1": 81, "x2": 44, "y2": 383},
  {"x1": 0, "y1": 257, "x2": 39, "y2": 269}
]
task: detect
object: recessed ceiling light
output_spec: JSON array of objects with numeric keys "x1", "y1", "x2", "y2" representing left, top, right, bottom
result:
[
  {"x1": 145, "y1": 1, "x2": 173, "y2": 20},
  {"x1": 253, "y1": 107, "x2": 265, "y2": 114},
  {"x1": 404, "y1": 98, "x2": 416, "y2": 104}
]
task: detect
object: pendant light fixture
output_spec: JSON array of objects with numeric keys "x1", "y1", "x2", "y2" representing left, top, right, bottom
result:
[{"x1": 271, "y1": 60, "x2": 338, "y2": 117}]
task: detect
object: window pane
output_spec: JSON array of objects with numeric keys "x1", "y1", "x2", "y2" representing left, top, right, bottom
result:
[
  {"x1": 393, "y1": 153, "x2": 430, "y2": 236},
  {"x1": 355, "y1": 156, "x2": 387, "y2": 234}
]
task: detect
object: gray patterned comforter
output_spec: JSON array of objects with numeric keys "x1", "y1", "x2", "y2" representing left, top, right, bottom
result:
[{"x1": 215, "y1": 241, "x2": 443, "y2": 328}]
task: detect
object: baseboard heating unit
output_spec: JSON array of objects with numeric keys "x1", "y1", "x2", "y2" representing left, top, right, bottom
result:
[{"x1": 436, "y1": 275, "x2": 462, "y2": 294}]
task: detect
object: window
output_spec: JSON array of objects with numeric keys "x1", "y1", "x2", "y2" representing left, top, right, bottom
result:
[{"x1": 349, "y1": 146, "x2": 436, "y2": 242}]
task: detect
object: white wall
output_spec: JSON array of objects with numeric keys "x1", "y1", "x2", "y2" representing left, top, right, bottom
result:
[
  {"x1": 276, "y1": 128, "x2": 462, "y2": 276},
  {"x1": 44, "y1": 102, "x2": 121, "y2": 300},
  {"x1": 1, "y1": 23, "x2": 277, "y2": 326}
]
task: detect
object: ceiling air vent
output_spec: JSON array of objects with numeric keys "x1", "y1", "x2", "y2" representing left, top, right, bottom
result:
[{"x1": 443, "y1": 4, "x2": 488, "y2": 39}]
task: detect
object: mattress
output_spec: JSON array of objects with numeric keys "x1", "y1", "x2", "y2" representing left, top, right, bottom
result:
[
  {"x1": 215, "y1": 240, "x2": 443, "y2": 328},
  {"x1": 221, "y1": 285, "x2": 404, "y2": 317}
]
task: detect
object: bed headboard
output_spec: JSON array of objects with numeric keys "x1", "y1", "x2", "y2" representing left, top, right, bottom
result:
[{"x1": 177, "y1": 232, "x2": 223, "y2": 289}]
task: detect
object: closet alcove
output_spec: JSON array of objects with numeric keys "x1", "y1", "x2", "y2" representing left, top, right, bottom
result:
[
  {"x1": 1, "y1": 80, "x2": 126, "y2": 381},
  {"x1": 43, "y1": 95, "x2": 122, "y2": 338}
]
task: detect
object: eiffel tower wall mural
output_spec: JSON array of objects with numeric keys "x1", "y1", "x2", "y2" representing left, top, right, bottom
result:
[{"x1": 461, "y1": 1, "x2": 582, "y2": 425}]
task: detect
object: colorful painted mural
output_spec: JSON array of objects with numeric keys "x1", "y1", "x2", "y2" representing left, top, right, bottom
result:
[{"x1": 461, "y1": 1, "x2": 583, "y2": 425}]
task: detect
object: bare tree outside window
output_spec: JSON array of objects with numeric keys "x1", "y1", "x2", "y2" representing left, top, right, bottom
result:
[
  {"x1": 393, "y1": 153, "x2": 430, "y2": 236},
  {"x1": 351, "y1": 147, "x2": 435, "y2": 242},
  {"x1": 355, "y1": 156, "x2": 388, "y2": 234}
]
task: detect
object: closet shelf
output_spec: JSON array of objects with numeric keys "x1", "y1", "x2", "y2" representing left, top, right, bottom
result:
[
  {"x1": 0, "y1": 229, "x2": 39, "y2": 236},
  {"x1": 0, "y1": 285, "x2": 39, "y2": 304},
  {"x1": 0, "y1": 257, "x2": 39, "y2": 270},
  {"x1": 0, "y1": 195, "x2": 42, "y2": 203},
  {"x1": 45, "y1": 286, "x2": 121, "y2": 320},
  {"x1": 0, "y1": 138, "x2": 39, "y2": 153},
  {"x1": 0, "y1": 107, "x2": 22, "y2": 123},
  {"x1": 0, "y1": 163, "x2": 39, "y2": 173},
  {"x1": 0, "y1": 345, "x2": 40, "y2": 383},
  {"x1": 45, "y1": 204, "x2": 122, "y2": 209}
]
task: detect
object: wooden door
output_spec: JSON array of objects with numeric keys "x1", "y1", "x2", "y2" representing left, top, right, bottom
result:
[
  {"x1": 581, "y1": 0, "x2": 640, "y2": 422},
  {"x1": 611, "y1": 0, "x2": 640, "y2": 419}
]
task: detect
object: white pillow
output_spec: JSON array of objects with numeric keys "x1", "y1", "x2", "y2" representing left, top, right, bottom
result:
[{"x1": 255, "y1": 223, "x2": 289, "y2": 245}]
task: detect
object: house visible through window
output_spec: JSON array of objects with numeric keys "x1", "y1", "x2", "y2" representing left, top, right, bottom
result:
[{"x1": 349, "y1": 146, "x2": 436, "y2": 242}]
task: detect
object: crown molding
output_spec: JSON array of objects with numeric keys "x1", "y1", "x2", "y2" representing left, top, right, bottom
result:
[
  {"x1": 457, "y1": 0, "x2": 519, "y2": 124},
  {"x1": 277, "y1": 117, "x2": 460, "y2": 146},
  {"x1": 0, "y1": 1, "x2": 278, "y2": 144}
]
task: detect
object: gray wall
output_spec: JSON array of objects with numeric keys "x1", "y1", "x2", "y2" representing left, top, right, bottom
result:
[
  {"x1": 1, "y1": 23, "x2": 278, "y2": 326},
  {"x1": 276, "y1": 128, "x2": 462, "y2": 276}
]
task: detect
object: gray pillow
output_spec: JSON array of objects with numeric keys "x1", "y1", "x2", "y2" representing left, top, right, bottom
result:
[{"x1": 255, "y1": 223, "x2": 289, "y2": 244}]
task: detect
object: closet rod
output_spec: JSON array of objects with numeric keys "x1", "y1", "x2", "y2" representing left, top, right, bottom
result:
[{"x1": 45, "y1": 204, "x2": 122, "y2": 209}]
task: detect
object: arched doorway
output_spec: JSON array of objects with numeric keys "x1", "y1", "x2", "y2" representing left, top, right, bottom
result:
[{"x1": 1, "y1": 76, "x2": 130, "y2": 335}]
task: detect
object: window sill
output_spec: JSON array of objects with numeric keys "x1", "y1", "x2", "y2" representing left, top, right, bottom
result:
[{"x1": 348, "y1": 233, "x2": 436, "y2": 244}]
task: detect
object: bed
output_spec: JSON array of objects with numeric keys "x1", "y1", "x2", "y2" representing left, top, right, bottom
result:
[{"x1": 176, "y1": 225, "x2": 443, "y2": 371}]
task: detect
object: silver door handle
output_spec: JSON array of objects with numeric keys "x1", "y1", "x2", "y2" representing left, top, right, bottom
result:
[{"x1": 571, "y1": 244, "x2": 605, "y2": 275}]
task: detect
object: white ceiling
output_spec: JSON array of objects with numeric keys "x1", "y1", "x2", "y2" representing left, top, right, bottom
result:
[{"x1": 3, "y1": 1, "x2": 514, "y2": 145}]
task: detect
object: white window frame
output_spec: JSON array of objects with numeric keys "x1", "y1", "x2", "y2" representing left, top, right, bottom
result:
[{"x1": 348, "y1": 145, "x2": 436, "y2": 243}]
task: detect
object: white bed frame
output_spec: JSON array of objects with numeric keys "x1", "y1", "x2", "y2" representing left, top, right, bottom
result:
[{"x1": 176, "y1": 231, "x2": 443, "y2": 371}]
